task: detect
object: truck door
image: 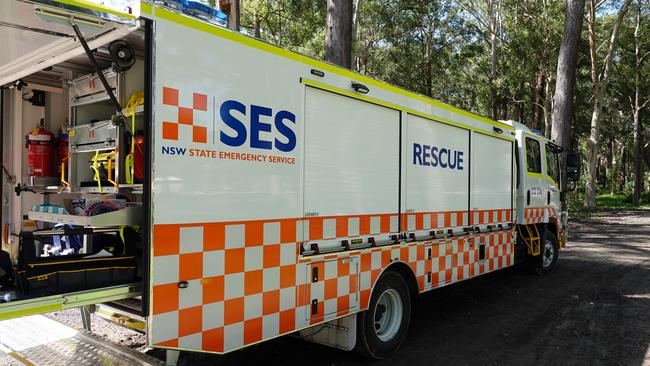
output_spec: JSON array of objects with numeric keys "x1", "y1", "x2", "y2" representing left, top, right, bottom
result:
[
  {"x1": 523, "y1": 136, "x2": 546, "y2": 223},
  {"x1": 543, "y1": 143, "x2": 561, "y2": 219},
  {"x1": 0, "y1": 0, "x2": 139, "y2": 87}
]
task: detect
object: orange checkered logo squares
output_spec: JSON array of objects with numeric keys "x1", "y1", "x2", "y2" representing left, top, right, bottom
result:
[
  {"x1": 162, "y1": 121, "x2": 179, "y2": 141},
  {"x1": 162, "y1": 87, "x2": 178, "y2": 106},
  {"x1": 193, "y1": 92, "x2": 208, "y2": 111},
  {"x1": 178, "y1": 107, "x2": 193, "y2": 125},
  {"x1": 193, "y1": 126, "x2": 207, "y2": 143},
  {"x1": 161, "y1": 86, "x2": 208, "y2": 143}
]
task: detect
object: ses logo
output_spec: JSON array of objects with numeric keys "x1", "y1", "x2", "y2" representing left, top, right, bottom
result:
[{"x1": 160, "y1": 87, "x2": 297, "y2": 165}]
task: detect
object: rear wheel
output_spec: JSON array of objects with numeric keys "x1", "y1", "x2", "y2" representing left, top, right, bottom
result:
[{"x1": 356, "y1": 271, "x2": 411, "y2": 359}]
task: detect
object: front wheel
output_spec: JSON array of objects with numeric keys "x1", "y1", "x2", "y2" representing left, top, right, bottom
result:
[
  {"x1": 355, "y1": 271, "x2": 411, "y2": 359},
  {"x1": 531, "y1": 230, "x2": 558, "y2": 275}
]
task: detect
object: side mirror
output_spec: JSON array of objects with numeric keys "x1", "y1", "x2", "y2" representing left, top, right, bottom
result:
[{"x1": 566, "y1": 151, "x2": 581, "y2": 182}]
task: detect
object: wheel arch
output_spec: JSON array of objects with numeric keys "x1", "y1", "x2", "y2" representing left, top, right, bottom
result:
[
  {"x1": 545, "y1": 219, "x2": 559, "y2": 243},
  {"x1": 366, "y1": 261, "x2": 419, "y2": 310}
]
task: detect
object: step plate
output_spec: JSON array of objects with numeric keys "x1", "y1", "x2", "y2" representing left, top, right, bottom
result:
[{"x1": 0, "y1": 314, "x2": 161, "y2": 366}]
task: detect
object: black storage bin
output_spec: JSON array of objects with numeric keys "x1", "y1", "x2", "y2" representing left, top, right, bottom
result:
[
  {"x1": 16, "y1": 256, "x2": 137, "y2": 297},
  {"x1": 17, "y1": 229, "x2": 138, "y2": 297}
]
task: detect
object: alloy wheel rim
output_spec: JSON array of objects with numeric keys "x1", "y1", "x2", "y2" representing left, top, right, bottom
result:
[
  {"x1": 542, "y1": 240, "x2": 555, "y2": 268},
  {"x1": 373, "y1": 288, "x2": 403, "y2": 342}
]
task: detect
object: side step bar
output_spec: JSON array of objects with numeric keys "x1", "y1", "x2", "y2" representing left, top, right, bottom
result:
[
  {"x1": 96, "y1": 297, "x2": 146, "y2": 333},
  {"x1": 0, "y1": 283, "x2": 141, "y2": 321}
]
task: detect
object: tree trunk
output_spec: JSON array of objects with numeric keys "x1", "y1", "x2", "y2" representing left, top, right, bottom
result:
[
  {"x1": 544, "y1": 72, "x2": 553, "y2": 139},
  {"x1": 606, "y1": 139, "x2": 614, "y2": 191},
  {"x1": 633, "y1": 107, "x2": 642, "y2": 203},
  {"x1": 585, "y1": 90, "x2": 603, "y2": 209},
  {"x1": 254, "y1": 11, "x2": 261, "y2": 38},
  {"x1": 325, "y1": 0, "x2": 353, "y2": 69},
  {"x1": 351, "y1": 0, "x2": 361, "y2": 70},
  {"x1": 584, "y1": 0, "x2": 632, "y2": 210},
  {"x1": 425, "y1": 33, "x2": 433, "y2": 97},
  {"x1": 620, "y1": 143, "x2": 626, "y2": 191},
  {"x1": 632, "y1": 1, "x2": 644, "y2": 205},
  {"x1": 225, "y1": 0, "x2": 240, "y2": 31},
  {"x1": 643, "y1": 144, "x2": 650, "y2": 174},
  {"x1": 532, "y1": 72, "x2": 546, "y2": 131},
  {"x1": 488, "y1": 0, "x2": 499, "y2": 120},
  {"x1": 551, "y1": 0, "x2": 586, "y2": 207}
]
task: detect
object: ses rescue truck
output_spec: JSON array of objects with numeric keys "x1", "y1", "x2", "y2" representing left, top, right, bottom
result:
[{"x1": 0, "y1": 0, "x2": 581, "y2": 363}]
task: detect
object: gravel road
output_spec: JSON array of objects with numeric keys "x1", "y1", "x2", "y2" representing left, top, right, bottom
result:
[{"x1": 47, "y1": 211, "x2": 650, "y2": 365}]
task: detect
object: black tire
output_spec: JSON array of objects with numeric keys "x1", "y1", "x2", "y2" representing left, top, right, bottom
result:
[
  {"x1": 531, "y1": 230, "x2": 558, "y2": 275},
  {"x1": 355, "y1": 271, "x2": 411, "y2": 359}
]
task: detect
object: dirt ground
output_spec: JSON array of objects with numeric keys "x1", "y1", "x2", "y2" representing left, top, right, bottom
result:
[{"x1": 49, "y1": 211, "x2": 650, "y2": 366}]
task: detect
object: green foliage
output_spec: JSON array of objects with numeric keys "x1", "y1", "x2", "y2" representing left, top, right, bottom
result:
[
  {"x1": 566, "y1": 191, "x2": 594, "y2": 221},
  {"x1": 596, "y1": 192, "x2": 650, "y2": 209},
  {"x1": 240, "y1": 0, "x2": 325, "y2": 56}
]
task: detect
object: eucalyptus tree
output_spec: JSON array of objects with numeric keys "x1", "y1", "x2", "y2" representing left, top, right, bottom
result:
[
  {"x1": 584, "y1": 0, "x2": 633, "y2": 210},
  {"x1": 551, "y1": 0, "x2": 586, "y2": 201},
  {"x1": 610, "y1": 0, "x2": 650, "y2": 204}
]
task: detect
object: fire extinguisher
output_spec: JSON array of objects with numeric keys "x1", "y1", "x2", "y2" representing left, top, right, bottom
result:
[
  {"x1": 56, "y1": 127, "x2": 69, "y2": 176},
  {"x1": 25, "y1": 119, "x2": 54, "y2": 177}
]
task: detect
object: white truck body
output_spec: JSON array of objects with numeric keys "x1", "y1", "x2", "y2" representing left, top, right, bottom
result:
[{"x1": 0, "y1": 0, "x2": 568, "y2": 358}]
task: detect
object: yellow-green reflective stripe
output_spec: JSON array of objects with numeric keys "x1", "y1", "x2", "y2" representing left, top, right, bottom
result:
[
  {"x1": 140, "y1": 2, "x2": 152, "y2": 15},
  {"x1": 50, "y1": 0, "x2": 136, "y2": 19},
  {"x1": 8, "y1": 352, "x2": 36, "y2": 366},
  {"x1": 0, "y1": 304, "x2": 62, "y2": 321},
  {"x1": 527, "y1": 172, "x2": 545, "y2": 179}
]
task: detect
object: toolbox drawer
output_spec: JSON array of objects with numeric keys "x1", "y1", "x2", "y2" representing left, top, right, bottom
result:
[{"x1": 69, "y1": 70, "x2": 119, "y2": 107}]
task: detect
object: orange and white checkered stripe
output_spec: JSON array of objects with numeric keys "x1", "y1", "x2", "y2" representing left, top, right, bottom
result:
[
  {"x1": 523, "y1": 207, "x2": 558, "y2": 225},
  {"x1": 149, "y1": 211, "x2": 514, "y2": 353},
  {"x1": 400, "y1": 209, "x2": 512, "y2": 232},
  {"x1": 302, "y1": 214, "x2": 398, "y2": 241}
]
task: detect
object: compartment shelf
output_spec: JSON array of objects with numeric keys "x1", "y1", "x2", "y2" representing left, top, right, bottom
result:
[
  {"x1": 28, "y1": 205, "x2": 142, "y2": 227},
  {"x1": 122, "y1": 104, "x2": 144, "y2": 116}
]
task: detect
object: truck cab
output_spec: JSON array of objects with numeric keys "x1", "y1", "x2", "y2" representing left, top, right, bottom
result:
[{"x1": 505, "y1": 120, "x2": 578, "y2": 272}]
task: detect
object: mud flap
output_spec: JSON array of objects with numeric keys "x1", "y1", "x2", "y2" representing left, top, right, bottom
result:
[{"x1": 299, "y1": 313, "x2": 357, "y2": 351}]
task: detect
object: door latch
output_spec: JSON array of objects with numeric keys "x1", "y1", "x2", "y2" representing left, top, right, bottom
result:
[{"x1": 312, "y1": 267, "x2": 319, "y2": 282}]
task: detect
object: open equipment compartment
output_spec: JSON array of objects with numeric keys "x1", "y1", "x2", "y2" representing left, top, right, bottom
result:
[{"x1": 0, "y1": 0, "x2": 150, "y2": 318}]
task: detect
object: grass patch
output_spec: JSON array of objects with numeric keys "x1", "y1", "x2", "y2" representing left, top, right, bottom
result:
[
  {"x1": 596, "y1": 192, "x2": 650, "y2": 210},
  {"x1": 566, "y1": 191, "x2": 650, "y2": 220}
]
